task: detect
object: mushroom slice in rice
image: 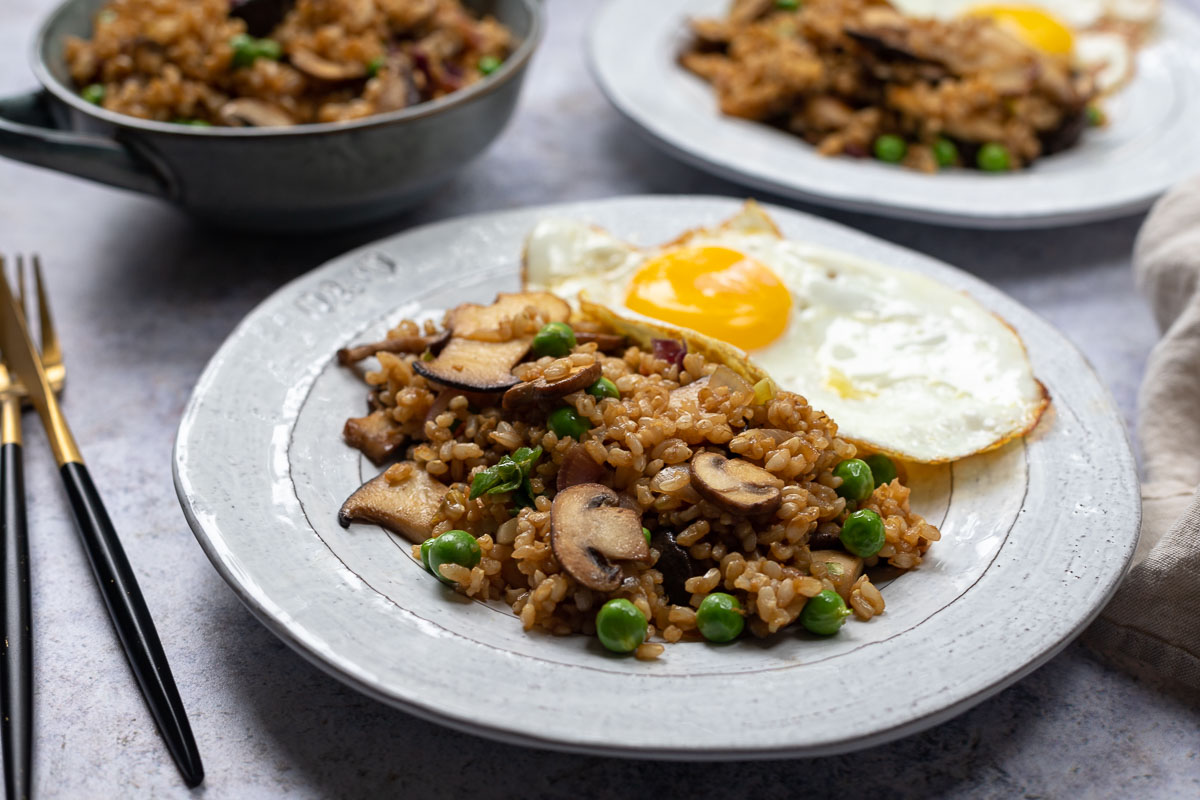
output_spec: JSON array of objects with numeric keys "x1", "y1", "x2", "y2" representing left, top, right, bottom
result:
[
  {"x1": 338, "y1": 462, "x2": 448, "y2": 543},
  {"x1": 502, "y1": 361, "x2": 602, "y2": 411},
  {"x1": 413, "y1": 292, "x2": 571, "y2": 393},
  {"x1": 290, "y1": 49, "x2": 368, "y2": 81},
  {"x1": 337, "y1": 328, "x2": 450, "y2": 366},
  {"x1": 218, "y1": 98, "x2": 295, "y2": 127},
  {"x1": 689, "y1": 451, "x2": 784, "y2": 516},
  {"x1": 551, "y1": 483, "x2": 650, "y2": 591},
  {"x1": 343, "y1": 409, "x2": 406, "y2": 465}
]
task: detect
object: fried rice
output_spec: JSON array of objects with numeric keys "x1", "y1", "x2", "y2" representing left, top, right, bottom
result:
[
  {"x1": 64, "y1": 0, "x2": 513, "y2": 126},
  {"x1": 681, "y1": 0, "x2": 1097, "y2": 172},
  {"x1": 338, "y1": 294, "x2": 940, "y2": 658}
]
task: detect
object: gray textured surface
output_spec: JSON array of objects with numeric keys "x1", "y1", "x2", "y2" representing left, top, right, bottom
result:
[{"x1": 0, "y1": 0, "x2": 1197, "y2": 798}]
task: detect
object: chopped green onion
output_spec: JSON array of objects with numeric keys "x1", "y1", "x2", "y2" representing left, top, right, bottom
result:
[
  {"x1": 469, "y1": 446, "x2": 542, "y2": 508},
  {"x1": 478, "y1": 55, "x2": 502, "y2": 75},
  {"x1": 81, "y1": 84, "x2": 105, "y2": 105}
]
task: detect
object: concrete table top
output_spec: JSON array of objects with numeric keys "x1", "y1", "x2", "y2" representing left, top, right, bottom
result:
[{"x1": 0, "y1": 0, "x2": 1197, "y2": 797}]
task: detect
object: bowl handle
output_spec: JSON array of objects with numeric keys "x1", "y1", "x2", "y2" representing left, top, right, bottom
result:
[{"x1": 0, "y1": 90, "x2": 167, "y2": 197}]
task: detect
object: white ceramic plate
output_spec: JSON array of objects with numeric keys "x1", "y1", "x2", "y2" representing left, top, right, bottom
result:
[
  {"x1": 174, "y1": 197, "x2": 1139, "y2": 758},
  {"x1": 589, "y1": 0, "x2": 1200, "y2": 229}
]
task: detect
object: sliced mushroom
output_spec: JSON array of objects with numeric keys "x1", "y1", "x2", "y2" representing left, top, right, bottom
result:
[
  {"x1": 290, "y1": 49, "x2": 368, "y2": 81},
  {"x1": 413, "y1": 337, "x2": 530, "y2": 393},
  {"x1": 550, "y1": 483, "x2": 650, "y2": 591},
  {"x1": 650, "y1": 528, "x2": 697, "y2": 606},
  {"x1": 218, "y1": 98, "x2": 295, "y2": 127},
  {"x1": 413, "y1": 292, "x2": 571, "y2": 393},
  {"x1": 343, "y1": 409, "x2": 406, "y2": 465},
  {"x1": 689, "y1": 451, "x2": 783, "y2": 516},
  {"x1": 443, "y1": 292, "x2": 571, "y2": 339},
  {"x1": 807, "y1": 527, "x2": 844, "y2": 551},
  {"x1": 373, "y1": 53, "x2": 422, "y2": 113},
  {"x1": 337, "y1": 329, "x2": 450, "y2": 365},
  {"x1": 812, "y1": 550, "x2": 863, "y2": 602},
  {"x1": 338, "y1": 463, "x2": 448, "y2": 543},
  {"x1": 502, "y1": 361, "x2": 602, "y2": 411},
  {"x1": 574, "y1": 331, "x2": 626, "y2": 351},
  {"x1": 555, "y1": 443, "x2": 608, "y2": 492}
]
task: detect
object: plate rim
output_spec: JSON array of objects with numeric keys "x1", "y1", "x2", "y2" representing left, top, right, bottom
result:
[
  {"x1": 586, "y1": 0, "x2": 1200, "y2": 229},
  {"x1": 174, "y1": 194, "x2": 1141, "y2": 758}
]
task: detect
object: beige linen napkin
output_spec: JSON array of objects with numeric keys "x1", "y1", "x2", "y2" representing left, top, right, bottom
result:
[{"x1": 1082, "y1": 177, "x2": 1200, "y2": 697}]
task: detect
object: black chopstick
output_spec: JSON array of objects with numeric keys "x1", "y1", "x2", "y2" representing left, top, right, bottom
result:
[
  {"x1": 58, "y1": 463, "x2": 204, "y2": 788},
  {"x1": 0, "y1": 435, "x2": 32, "y2": 800}
]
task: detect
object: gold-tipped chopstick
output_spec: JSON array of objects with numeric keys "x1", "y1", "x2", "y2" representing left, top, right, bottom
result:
[{"x1": 0, "y1": 264, "x2": 203, "y2": 789}]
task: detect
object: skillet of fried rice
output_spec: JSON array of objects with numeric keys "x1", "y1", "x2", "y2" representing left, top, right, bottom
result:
[
  {"x1": 64, "y1": 0, "x2": 513, "y2": 126},
  {"x1": 337, "y1": 292, "x2": 940, "y2": 659},
  {"x1": 682, "y1": 0, "x2": 1098, "y2": 172}
]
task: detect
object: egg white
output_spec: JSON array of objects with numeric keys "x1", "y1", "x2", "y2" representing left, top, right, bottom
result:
[
  {"x1": 523, "y1": 204, "x2": 1047, "y2": 463},
  {"x1": 887, "y1": 0, "x2": 1160, "y2": 93}
]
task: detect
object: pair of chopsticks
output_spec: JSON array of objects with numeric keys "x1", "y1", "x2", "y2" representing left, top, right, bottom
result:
[{"x1": 0, "y1": 259, "x2": 203, "y2": 797}]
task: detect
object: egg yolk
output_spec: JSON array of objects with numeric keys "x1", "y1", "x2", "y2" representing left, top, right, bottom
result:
[
  {"x1": 967, "y1": 5, "x2": 1075, "y2": 55},
  {"x1": 624, "y1": 246, "x2": 792, "y2": 352}
]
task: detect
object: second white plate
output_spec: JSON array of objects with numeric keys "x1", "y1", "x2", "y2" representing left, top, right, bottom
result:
[{"x1": 589, "y1": 0, "x2": 1200, "y2": 228}]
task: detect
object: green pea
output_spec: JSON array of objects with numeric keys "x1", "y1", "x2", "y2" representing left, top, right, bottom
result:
[
  {"x1": 873, "y1": 134, "x2": 907, "y2": 164},
  {"x1": 642, "y1": 526, "x2": 652, "y2": 545},
  {"x1": 595, "y1": 598, "x2": 646, "y2": 653},
  {"x1": 81, "y1": 84, "x2": 105, "y2": 105},
  {"x1": 863, "y1": 453, "x2": 897, "y2": 487},
  {"x1": 478, "y1": 55, "x2": 503, "y2": 75},
  {"x1": 696, "y1": 593, "x2": 745, "y2": 643},
  {"x1": 531, "y1": 321, "x2": 576, "y2": 358},
  {"x1": 548, "y1": 406, "x2": 590, "y2": 440},
  {"x1": 426, "y1": 529, "x2": 481, "y2": 585},
  {"x1": 933, "y1": 137, "x2": 958, "y2": 168},
  {"x1": 419, "y1": 538, "x2": 434, "y2": 572},
  {"x1": 800, "y1": 589, "x2": 851, "y2": 636},
  {"x1": 367, "y1": 56, "x2": 384, "y2": 78},
  {"x1": 775, "y1": 0, "x2": 801, "y2": 8},
  {"x1": 840, "y1": 508, "x2": 885, "y2": 558},
  {"x1": 834, "y1": 459, "x2": 874, "y2": 502},
  {"x1": 1086, "y1": 105, "x2": 1106, "y2": 127},
  {"x1": 172, "y1": 119, "x2": 212, "y2": 127},
  {"x1": 256, "y1": 38, "x2": 282, "y2": 61},
  {"x1": 977, "y1": 142, "x2": 1011, "y2": 172},
  {"x1": 230, "y1": 33, "x2": 258, "y2": 68},
  {"x1": 586, "y1": 377, "x2": 619, "y2": 399},
  {"x1": 231, "y1": 34, "x2": 281, "y2": 68}
]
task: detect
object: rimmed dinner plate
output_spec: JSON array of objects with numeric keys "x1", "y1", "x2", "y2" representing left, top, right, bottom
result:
[
  {"x1": 174, "y1": 196, "x2": 1139, "y2": 758},
  {"x1": 589, "y1": 0, "x2": 1200, "y2": 229}
]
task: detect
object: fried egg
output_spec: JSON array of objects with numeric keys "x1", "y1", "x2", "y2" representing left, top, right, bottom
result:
[
  {"x1": 523, "y1": 202, "x2": 1048, "y2": 463},
  {"x1": 888, "y1": 0, "x2": 1160, "y2": 93}
]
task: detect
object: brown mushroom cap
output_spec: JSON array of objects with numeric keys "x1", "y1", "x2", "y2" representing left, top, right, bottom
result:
[
  {"x1": 689, "y1": 451, "x2": 784, "y2": 516},
  {"x1": 338, "y1": 463, "x2": 448, "y2": 543},
  {"x1": 342, "y1": 409, "x2": 406, "y2": 465},
  {"x1": 502, "y1": 361, "x2": 602, "y2": 411},
  {"x1": 290, "y1": 49, "x2": 368, "y2": 81},
  {"x1": 337, "y1": 329, "x2": 449, "y2": 366},
  {"x1": 550, "y1": 483, "x2": 650, "y2": 591},
  {"x1": 555, "y1": 443, "x2": 609, "y2": 492},
  {"x1": 574, "y1": 331, "x2": 626, "y2": 351},
  {"x1": 413, "y1": 292, "x2": 571, "y2": 393},
  {"x1": 218, "y1": 98, "x2": 294, "y2": 127},
  {"x1": 413, "y1": 337, "x2": 530, "y2": 392}
]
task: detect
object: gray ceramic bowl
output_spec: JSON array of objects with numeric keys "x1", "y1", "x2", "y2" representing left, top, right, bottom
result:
[{"x1": 0, "y1": 0, "x2": 541, "y2": 232}]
